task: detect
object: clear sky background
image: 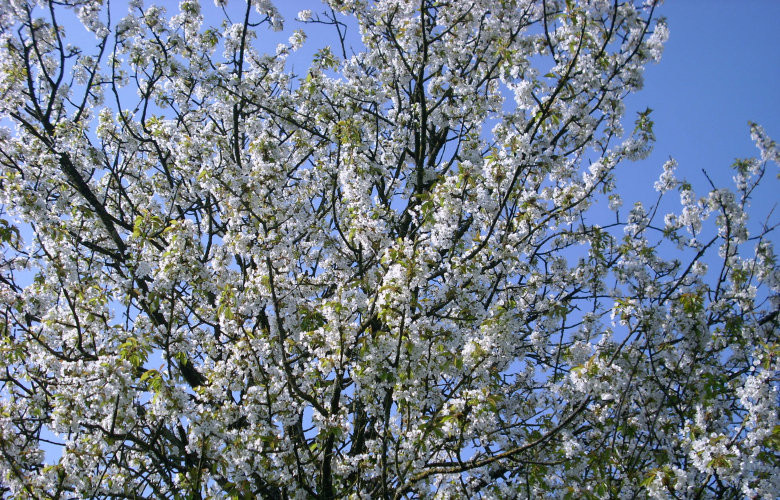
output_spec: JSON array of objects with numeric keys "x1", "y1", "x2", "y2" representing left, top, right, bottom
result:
[{"x1": 623, "y1": 0, "x2": 779, "y2": 220}]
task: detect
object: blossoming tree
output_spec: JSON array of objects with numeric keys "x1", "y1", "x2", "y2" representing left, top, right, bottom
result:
[{"x1": 0, "y1": 0, "x2": 777, "y2": 498}]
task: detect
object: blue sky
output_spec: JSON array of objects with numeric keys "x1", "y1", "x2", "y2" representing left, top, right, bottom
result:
[{"x1": 624, "y1": 0, "x2": 779, "y2": 213}]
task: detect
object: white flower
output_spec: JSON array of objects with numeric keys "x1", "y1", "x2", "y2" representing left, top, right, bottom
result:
[
  {"x1": 654, "y1": 158, "x2": 677, "y2": 193},
  {"x1": 288, "y1": 30, "x2": 306, "y2": 51}
]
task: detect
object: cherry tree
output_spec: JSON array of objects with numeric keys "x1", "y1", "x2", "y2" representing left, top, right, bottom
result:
[{"x1": 0, "y1": 0, "x2": 777, "y2": 498}]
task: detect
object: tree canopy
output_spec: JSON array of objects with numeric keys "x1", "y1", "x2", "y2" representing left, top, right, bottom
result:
[{"x1": 0, "y1": 0, "x2": 777, "y2": 498}]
